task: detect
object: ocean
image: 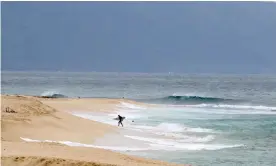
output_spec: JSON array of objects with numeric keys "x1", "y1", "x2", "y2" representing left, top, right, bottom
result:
[{"x1": 2, "y1": 71, "x2": 276, "y2": 166}]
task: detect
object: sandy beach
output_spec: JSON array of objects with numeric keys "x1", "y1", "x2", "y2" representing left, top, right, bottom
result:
[{"x1": 1, "y1": 95, "x2": 186, "y2": 166}]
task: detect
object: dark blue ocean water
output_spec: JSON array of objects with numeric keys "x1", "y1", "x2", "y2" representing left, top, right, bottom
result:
[{"x1": 2, "y1": 71, "x2": 276, "y2": 166}]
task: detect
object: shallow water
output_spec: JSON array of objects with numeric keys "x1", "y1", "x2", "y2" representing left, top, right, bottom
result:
[{"x1": 2, "y1": 71, "x2": 276, "y2": 166}]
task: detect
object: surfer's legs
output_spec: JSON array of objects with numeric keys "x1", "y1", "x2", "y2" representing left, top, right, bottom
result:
[{"x1": 118, "y1": 120, "x2": 123, "y2": 127}]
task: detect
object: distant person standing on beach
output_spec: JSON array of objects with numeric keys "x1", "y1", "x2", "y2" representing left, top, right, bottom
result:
[{"x1": 117, "y1": 114, "x2": 124, "y2": 127}]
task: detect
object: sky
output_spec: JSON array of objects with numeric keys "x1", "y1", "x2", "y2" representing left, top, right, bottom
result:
[{"x1": 2, "y1": 2, "x2": 276, "y2": 74}]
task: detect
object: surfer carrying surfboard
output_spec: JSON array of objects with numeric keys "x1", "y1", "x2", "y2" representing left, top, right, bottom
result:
[{"x1": 117, "y1": 114, "x2": 124, "y2": 127}]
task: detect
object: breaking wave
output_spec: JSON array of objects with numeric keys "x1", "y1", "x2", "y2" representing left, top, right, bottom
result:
[
  {"x1": 40, "y1": 91, "x2": 67, "y2": 98},
  {"x1": 147, "y1": 95, "x2": 240, "y2": 105}
]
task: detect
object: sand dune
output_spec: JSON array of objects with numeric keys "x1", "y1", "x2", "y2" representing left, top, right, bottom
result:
[
  {"x1": 1, "y1": 95, "x2": 187, "y2": 166},
  {"x1": 1, "y1": 95, "x2": 115, "y2": 143}
]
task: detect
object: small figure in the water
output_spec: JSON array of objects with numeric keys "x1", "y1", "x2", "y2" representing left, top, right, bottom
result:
[{"x1": 117, "y1": 114, "x2": 124, "y2": 127}]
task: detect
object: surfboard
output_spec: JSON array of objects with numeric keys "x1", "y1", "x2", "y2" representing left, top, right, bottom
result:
[{"x1": 113, "y1": 117, "x2": 125, "y2": 120}]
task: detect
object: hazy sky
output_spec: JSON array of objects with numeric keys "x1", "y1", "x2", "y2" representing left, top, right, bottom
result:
[{"x1": 2, "y1": 2, "x2": 276, "y2": 74}]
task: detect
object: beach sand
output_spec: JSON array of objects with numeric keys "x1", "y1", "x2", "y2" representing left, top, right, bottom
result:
[
  {"x1": 39, "y1": 97, "x2": 150, "y2": 113},
  {"x1": 1, "y1": 95, "x2": 187, "y2": 166}
]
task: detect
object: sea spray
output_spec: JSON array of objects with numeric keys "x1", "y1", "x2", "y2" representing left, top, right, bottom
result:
[{"x1": 41, "y1": 90, "x2": 67, "y2": 98}]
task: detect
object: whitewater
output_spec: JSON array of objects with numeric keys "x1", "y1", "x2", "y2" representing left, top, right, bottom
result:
[{"x1": 2, "y1": 71, "x2": 276, "y2": 166}]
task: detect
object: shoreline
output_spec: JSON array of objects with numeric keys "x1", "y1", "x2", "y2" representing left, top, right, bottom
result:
[
  {"x1": 2, "y1": 141, "x2": 184, "y2": 166},
  {"x1": 1, "y1": 94, "x2": 187, "y2": 166}
]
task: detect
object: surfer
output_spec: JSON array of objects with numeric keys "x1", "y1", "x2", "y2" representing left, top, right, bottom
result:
[{"x1": 117, "y1": 114, "x2": 124, "y2": 127}]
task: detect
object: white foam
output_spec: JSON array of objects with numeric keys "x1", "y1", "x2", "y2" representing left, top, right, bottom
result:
[
  {"x1": 20, "y1": 135, "x2": 242, "y2": 152},
  {"x1": 21, "y1": 137, "x2": 41, "y2": 142},
  {"x1": 118, "y1": 102, "x2": 146, "y2": 110},
  {"x1": 125, "y1": 134, "x2": 214, "y2": 143},
  {"x1": 20, "y1": 137, "x2": 150, "y2": 151},
  {"x1": 41, "y1": 90, "x2": 61, "y2": 96},
  {"x1": 179, "y1": 135, "x2": 215, "y2": 143},
  {"x1": 187, "y1": 104, "x2": 276, "y2": 111},
  {"x1": 156, "y1": 123, "x2": 184, "y2": 132},
  {"x1": 159, "y1": 103, "x2": 276, "y2": 115},
  {"x1": 153, "y1": 132, "x2": 215, "y2": 142},
  {"x1": 153, "y1": 132, "x2": 188, "y2": 138},
  {"x1": 149, "y1": 142, "x2": 243, "y2": 151},
  {"x1": 124, "y1": 135, "x2": 242, "y2": 151},
  {"x1": 133, "y1": 123, "x2": 215, "y2": 134},
  {"x1": 70, "y1": 111, "x2": 140, "y2": 129},
  {"x1": 109, "y1": 110, "x2": 144, "y2": 119},
  {"x1": 171, "y1": 93, "x2": 208, "y2": 98},
  {"x1": 125, "y1": 135, "x2": 175, "y2": 145},
  {"x1": 185, "y1": 127, "x2": 215, "y2": 133}
]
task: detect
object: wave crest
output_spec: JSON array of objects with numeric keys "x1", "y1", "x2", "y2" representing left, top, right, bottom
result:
[
  {"x1": 148, "y1": 95, "x2": 238, "y2": 104},
  {"x1": 167, "y1": 95, "x2": 234, "y2": 103},
  {"x1": 40, "y1": 91, "x2": 67, "y2": 98}
]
